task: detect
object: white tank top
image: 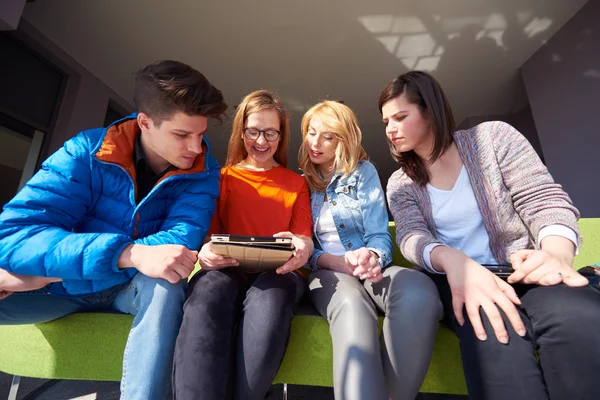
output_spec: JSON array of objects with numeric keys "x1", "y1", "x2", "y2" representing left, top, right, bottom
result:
[{"x1": 316, "y1": 201, "x2": 347, "y2": 257}]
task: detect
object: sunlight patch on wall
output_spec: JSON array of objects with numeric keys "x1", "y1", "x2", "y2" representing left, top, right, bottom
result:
[
  {"x1": 584, "y1": 69, "x2": 600, "y2": 79},
  {"x1": 358, "y1": 15, "x2": 442, "y2": 71},
  {"x1": 285, "y1": 97, "x2": 310, "y2": 112},
  {"x1": 359, "y1": 11, "x2": 553, "y2": 72},
  {"x1": 524, "y1": 17, "x2": 553, "y2": 38},
  {"x1": 70, "y1": 394, "x2": 98, "y2": 400}
]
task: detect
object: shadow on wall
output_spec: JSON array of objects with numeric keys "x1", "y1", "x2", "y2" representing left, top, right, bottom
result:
[
  {"x1": 20, "y1": 0, "x2": 581, "y2": 191},
  {"x1": 520, "y1": 0, "x2": 600, "y2": 217},
  {"x1": 274, "y1": 3, "x2": 560, "y2": 191},
  {"x1": 202, "y1": 3, "x2": 563, "y2": 197},
  {"x1": 457, "y1": 104, "x2": 544, "y2": 163}
]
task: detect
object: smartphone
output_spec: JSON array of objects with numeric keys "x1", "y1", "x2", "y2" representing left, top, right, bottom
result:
[
  {"x1": 482, "y1": 264, "x2": 515, "y2": 278},
  {"x1": 578, "y1": 265, "x2": 600, "y2": 291}
]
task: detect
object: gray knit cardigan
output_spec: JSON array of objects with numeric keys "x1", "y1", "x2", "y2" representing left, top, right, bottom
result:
[{"x1": 386, "y1": 121, "x2": 580, "y2": 267}]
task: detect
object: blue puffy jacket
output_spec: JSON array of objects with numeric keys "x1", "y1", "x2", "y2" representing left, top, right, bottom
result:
[{"x1": 0, "y1": 115, "x2": 220, "y2": 296}]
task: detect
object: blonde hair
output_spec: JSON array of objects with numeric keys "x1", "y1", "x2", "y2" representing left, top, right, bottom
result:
[
  {"x1": 225, "y1": 90, "x2": 290, "y2": 167},
  {"x1": 299, "y1": 101, "x2": 368, "y2": 192}
]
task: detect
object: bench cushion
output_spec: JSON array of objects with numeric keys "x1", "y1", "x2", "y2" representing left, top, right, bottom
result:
[
  {"x1": 1, "y1": 218, "x2": 598, "y2": 395},
  {"x1": 0, "y1": 312, "x2": 468, "y2": 394}
]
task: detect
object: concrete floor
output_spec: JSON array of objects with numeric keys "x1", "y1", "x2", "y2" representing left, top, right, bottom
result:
[{"x1": 0, "y1": 372, "x2": 466, "y2": 399}]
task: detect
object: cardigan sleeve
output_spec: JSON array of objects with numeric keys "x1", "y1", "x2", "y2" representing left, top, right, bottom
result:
[
  {"x1": 386, "y1": 170, "x2": 443, "y2": 268},
  {"x1": 489, "y1": 121, "x2": 581, "y2": 245}
]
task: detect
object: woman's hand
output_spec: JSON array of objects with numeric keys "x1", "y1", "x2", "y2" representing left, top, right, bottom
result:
[
  {"x1": 197, "y1": 242, "x2": 239, "y2": 270},
  {"x1": 508, "y1": 249, "x2": 588, "y2": 287},
  {"x1": 313, "y1": 249, "x2": 382, "y2": 283},
  {"x1": 346, "y1": 247, "x2": 383, "y2": 283},
  {"x1": 274, "y1": 232, "x2": 313, "y2": 274},
  {"x1": 432, "y1": 247, "x2": 526, "y2": 344}
]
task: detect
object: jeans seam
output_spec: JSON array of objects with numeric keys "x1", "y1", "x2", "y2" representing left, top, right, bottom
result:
[
  {"x1": 132, "y1": 286, "x2": 140, "y2": 312},
  {"x1": 117, "y1": 280, "x2": 140, "y2": 398},
  {"x1": 120, "y1": 321, "x2": 136, "y2": 398}
]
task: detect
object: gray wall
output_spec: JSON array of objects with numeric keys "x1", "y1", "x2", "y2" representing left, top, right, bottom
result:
[
  {"x1": 458, "y1": 104, "x2": 544, "y2": 161},
  {"x1": 0, "y1": 0, "x2": 25, "y2": 30},
  {"x1": 11, "y1": 19, "x2": 133, "y2": 161},
  {"x1": 522, "y1": 0, "x2": 600, "y2": 217}
]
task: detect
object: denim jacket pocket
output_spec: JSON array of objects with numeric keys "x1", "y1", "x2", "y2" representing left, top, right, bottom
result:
[{"x1": 333, "y1": 182, "x2": 360, "y2": 211}]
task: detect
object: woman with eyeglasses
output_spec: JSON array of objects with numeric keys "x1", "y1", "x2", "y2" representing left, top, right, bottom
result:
[
  {"x1": 173, "y1": 90, "x2": 313, "y2": 400},
  {"x1": 299, "y1": 100, "x2": 442, "y2": 400},
  {"x1": 381, "y1": 71, "x2": 600, "y2": 400}
]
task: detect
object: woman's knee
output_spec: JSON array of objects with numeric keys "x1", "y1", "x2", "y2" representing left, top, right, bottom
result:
[
  {"x1": 523, "y1": 284, "x2": 600, "y2": 335},
  {"x1": 251, "y1": 271, "x2": 305, "y2": 302},
  {"x1": 184, "y1": 269, "x2": 243, "y2": 311},
  {"x1": 385, "y1": 268, "x2": 443, "y2": 319},
  {"x1": 310, "y1": 270, "x2": 377, "y2": 320}
]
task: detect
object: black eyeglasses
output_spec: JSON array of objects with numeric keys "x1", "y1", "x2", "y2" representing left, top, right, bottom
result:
[{"x1": 242, "y1": 128, "x2": 281, "y2": 142}]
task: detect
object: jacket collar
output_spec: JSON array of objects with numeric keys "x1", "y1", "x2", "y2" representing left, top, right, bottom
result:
[{"x1": 94, "y1": 113, "x2": 208, "y2": 184}]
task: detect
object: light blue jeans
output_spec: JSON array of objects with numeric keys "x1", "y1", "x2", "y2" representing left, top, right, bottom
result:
[{"x1": 0, "y1": 273, "x2": 186, "y2": 400}]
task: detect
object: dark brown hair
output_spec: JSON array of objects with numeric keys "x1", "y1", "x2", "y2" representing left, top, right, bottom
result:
[
  {"x1": 378, "y1": 71, "x2": 455, "y2": 186},
  {"x1": 134, "y1": 60, "x2": 227, "y2": 125}
]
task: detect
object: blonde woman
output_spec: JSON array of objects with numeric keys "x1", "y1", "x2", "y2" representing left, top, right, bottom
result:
[
  {"x1": 300, "y1": 101, "x2": 442, "y2": 400},
  {"x1": 173, "y1": 90, "x2": 313, "y2": 400}
]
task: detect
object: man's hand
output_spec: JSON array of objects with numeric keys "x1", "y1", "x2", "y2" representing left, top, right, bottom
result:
[
  {"x1": 198, "y1": 242, "x2": 239, "y2": 271},
  {"x1": 118, "y1": 244, "x2": 198, "y2": 284},
  {"x1": 0, "y1": 291, "x2": 12, "y2": 300},
  {"x1": 275, "y1": 232, "x2": 313, "y2": 274},
  {"x1": 346, "y1": 247, "x2": 383, "y2": 283},
  {"x1": 0, "y1": 268, "x2": 61, "y2": 293}
]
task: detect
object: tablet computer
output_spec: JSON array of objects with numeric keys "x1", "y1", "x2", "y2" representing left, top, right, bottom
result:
[
  {"x1": 210, "y1": 234, "x2": 295, "y2": 272},
  {"x1": 211, "y1": 234, "x2": 293, "y2": 247}
]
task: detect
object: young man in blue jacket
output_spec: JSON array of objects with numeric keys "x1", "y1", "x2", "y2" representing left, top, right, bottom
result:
[{"x1": 0, "y1": 60, "x2": 227, "y2": 399}]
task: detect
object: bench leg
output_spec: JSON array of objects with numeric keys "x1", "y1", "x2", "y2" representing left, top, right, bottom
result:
[
  {"x1": 8, "y1": 375, "x2": 20, "y2": 400},
  {"x1": 282, "y1": 383, "x2": 288, "y2": 400}
]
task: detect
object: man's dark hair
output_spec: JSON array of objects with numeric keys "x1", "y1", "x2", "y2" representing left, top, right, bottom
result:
[{"x1": 134, "y1": 60, "x2": 227, "y2": 124}]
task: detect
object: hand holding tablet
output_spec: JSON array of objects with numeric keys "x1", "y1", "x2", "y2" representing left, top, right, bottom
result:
[{"x1": 209, "y1": 234, "x2": 295, "y2": 273}]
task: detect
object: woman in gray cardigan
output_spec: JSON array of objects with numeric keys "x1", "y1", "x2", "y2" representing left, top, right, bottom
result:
[{"x1": 382, "y1": 71, "x2": 600, "y2": 400}]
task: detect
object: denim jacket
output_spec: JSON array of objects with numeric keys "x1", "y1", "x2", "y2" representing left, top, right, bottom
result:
[{"x1": 308, "y1": 160, "x2": 393, "y2": 270}]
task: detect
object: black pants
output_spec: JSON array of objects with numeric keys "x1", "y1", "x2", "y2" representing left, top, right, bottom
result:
[
  {"x1": 429, "y1": 274, "x2": 600, "y2": 400},
  {"x1": 172, "y1": 268, "x2": 306, "y2": 400}
]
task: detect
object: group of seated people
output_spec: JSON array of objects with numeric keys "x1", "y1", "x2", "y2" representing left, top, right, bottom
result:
[{"x1": 0, "y1": 60, "x2": 598, "y2": 400}]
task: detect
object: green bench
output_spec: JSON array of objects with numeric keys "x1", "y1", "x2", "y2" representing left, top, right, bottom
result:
[{"x1": 1, "y1": 219, "x2": 598, "y2": 399}]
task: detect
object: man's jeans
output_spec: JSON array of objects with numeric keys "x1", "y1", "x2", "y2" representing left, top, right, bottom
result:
[{"x1": 0, "y1": 273, "x2": 186, "y2": 400}]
